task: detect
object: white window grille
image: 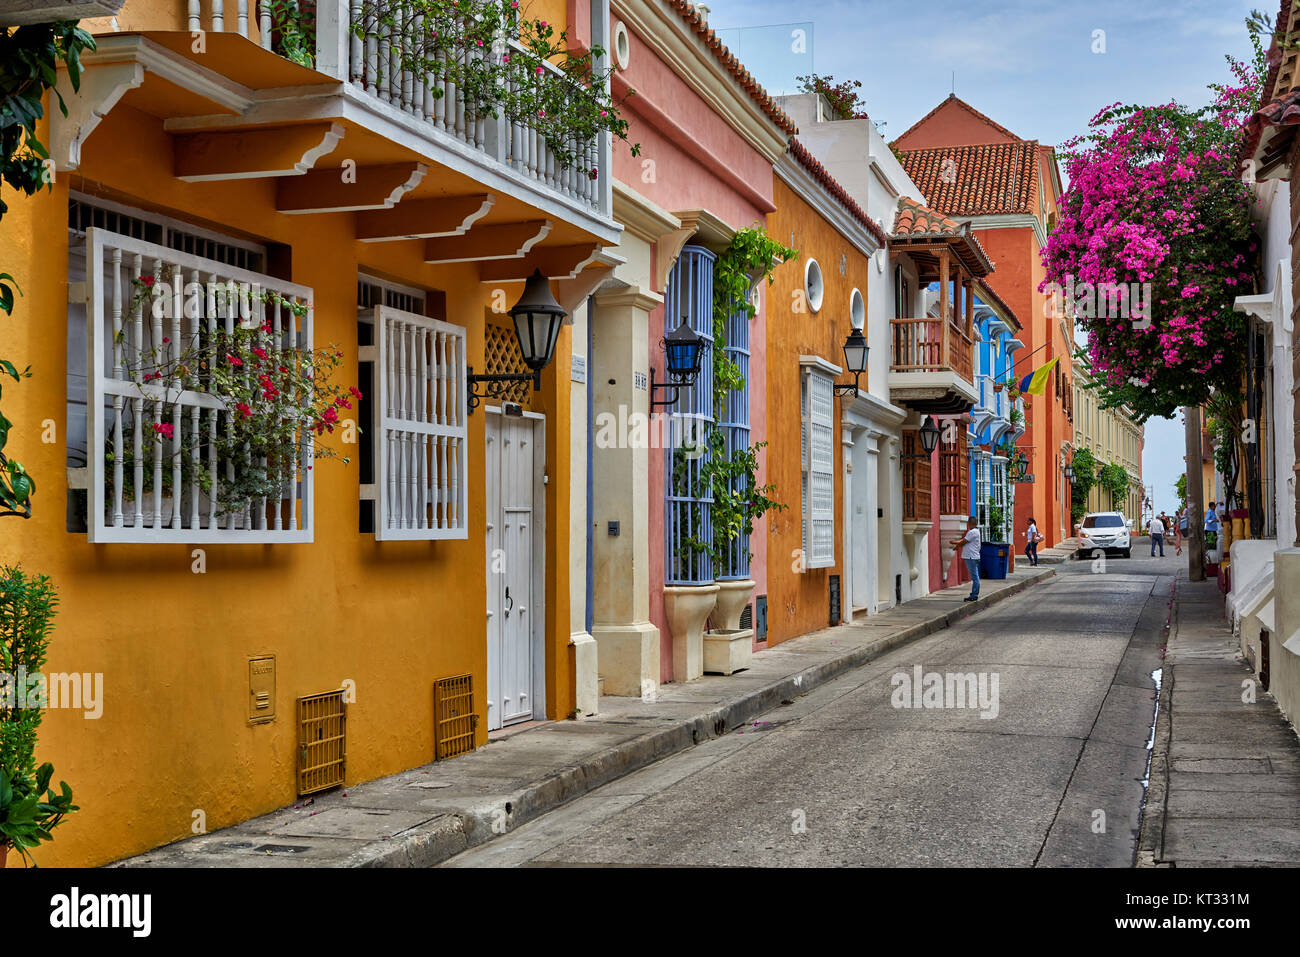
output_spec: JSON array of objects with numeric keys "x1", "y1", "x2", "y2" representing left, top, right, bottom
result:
[
  {"x1": 975, "y1": 452, "x2": 991, "y2": 538},
  {"x1": 80, "y1": 226, "x2": 314, "y2": 543},
  {"x1": 359, "y1": 304, "x2": 468, "y2": 539},
  {"x1": 801, "y1": 363, "x2": 836, "y2": 570}
]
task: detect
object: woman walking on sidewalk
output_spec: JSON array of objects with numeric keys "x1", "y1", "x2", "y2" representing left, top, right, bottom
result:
[
  {"x1": 1172, "y1": 511, "x2": 1183, "y2": 556},
  {"x1": 1024, "y1": 516, "x2": 1041, "y2": 567}
]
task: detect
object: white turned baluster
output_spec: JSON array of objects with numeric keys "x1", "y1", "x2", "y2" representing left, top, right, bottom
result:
[
  {"x1": 259, "y1": 1, "x2": 271, "y2": 49},
  {"x1": 188, "y1": 0, "x2": 201, "y2": 32},
  {"x1": 237, "y1": 0, "x2": 248, "y2": 38},
  {"x1": 212, "y1": 0, "x2": 224, "y2": 31},
  {"x1": 111, "y1": 249, "x2": 124, "y2": 527},
  {"x1": 349, "y1": 0, "x2": 362, "y2": 82},
  {"x1": 129, "y1": 255, "x2": 145, "y2": 528},
  {"x1": 224, "y1": 294, "x2": 237, "y2": 529},
  {"x1": 286, "y1": 297, "x2": 299, "y2": 531},
  {"x1": 170, "y1": 269, "x2": 184, "y2": 530},
  {"x1": 207, "y1": 277, "x2": 218, "y2": 529},
  {"x1": 272, "y1": 296, "x2": 283, "y2": 530}
]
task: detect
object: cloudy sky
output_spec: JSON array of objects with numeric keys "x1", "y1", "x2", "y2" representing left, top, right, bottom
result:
[{"x1": 705, "y1": 0, "x2": 1263, "y2": 516}]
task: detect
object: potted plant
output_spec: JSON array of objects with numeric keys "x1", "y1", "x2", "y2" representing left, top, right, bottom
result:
[
  {"x1": 979, "y1": 496, "x2": 1011, "y2": 580},
  {"x1": 0, "y1": 565, "x2": 77, "y2": 867}
]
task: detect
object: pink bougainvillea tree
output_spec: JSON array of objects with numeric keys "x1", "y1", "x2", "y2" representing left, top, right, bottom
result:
[{"x1": 1039, "y1": 40, "x2": 1266, "y2": 420}]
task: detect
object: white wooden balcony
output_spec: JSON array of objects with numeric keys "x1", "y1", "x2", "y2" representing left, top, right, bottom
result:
[{"x1": 58, "y1": 0, "x2": 619, "y2": 249}]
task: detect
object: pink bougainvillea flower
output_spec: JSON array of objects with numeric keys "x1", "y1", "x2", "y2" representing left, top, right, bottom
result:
[
  {"x1": 349, "y1": 385, "x2": 364, "y2": 400},
  {"x1": 227, "y1": 353, "x2": 243, "y2": 367},
  {"x1": 235, "y1": 402, "x2": 252, "y2": 418},
  {"x1": 151, "y1": 423, "x2": 175, "y2": 439}
]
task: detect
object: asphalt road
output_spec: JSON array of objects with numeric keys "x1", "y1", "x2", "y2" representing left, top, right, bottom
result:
[{"x1": 447, "y1": 545, "x2": 1182, "y2": 867}]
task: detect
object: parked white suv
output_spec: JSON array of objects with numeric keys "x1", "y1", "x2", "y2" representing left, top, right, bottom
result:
[{"x1": 1077, "y1": 511, "x2": 1132, "y2": 559}]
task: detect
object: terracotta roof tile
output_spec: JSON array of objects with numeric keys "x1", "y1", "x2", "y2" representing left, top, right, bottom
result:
[
  {"x1": 1244, "y1": 0, "x2": 1298, "y2": 165},
  {"x1": 891, "y1": 196, "x2": 995, "y2": 277},
  {"x1": 668, "y1": 1, "x2": 798, "y2": 136},
  {"x1": 788, "y1": 139, "x2": 888, "y2": 244},
  {"x1": 896, "y1": 141, "x2": 1040, "y2": 217}
]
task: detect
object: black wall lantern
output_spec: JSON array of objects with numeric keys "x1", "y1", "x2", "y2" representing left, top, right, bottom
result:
[
  {"x1": 833, "y1": 328, "x2": 869, "y2": 396},
  {"x1": 650, "y1": 318, "x2": 706, "y2": 410},
  {"x1": 904, "y1": 415, "x2": 942, "y2": 461},
  {"x1": 468, "y1": 269, "x2": 566, "y2": 413},
  {"x1": 1064, "y1": 462, "x2": 1076, "y2": 485}
]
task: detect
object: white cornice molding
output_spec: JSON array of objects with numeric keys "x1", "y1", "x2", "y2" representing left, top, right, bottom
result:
[
  {"x1": 612, "y1": 180, "x2": 682, "y2": 243},
  {"x1": 776, "y1": 153, "x2": 882, "y2": 258},
  {"x1": 612, "y1": 0, "x2": 791, "y2": 165}
]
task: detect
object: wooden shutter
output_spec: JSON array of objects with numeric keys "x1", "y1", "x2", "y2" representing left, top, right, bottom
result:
[
  {"x1": 804, "y1": 368, "x2": 835, "y2": 569},
  {"x1": 367, "y1": 304, "x2": 468, "y2": 540}
]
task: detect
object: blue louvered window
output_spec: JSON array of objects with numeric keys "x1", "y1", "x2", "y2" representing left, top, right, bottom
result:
[{"x1": 664, "y1": 246, "x2": 716, "y2": 585}]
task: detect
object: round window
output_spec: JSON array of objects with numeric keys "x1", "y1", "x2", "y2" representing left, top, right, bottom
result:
[
  {"x1": 804, "y1": 258, "x2": 824, "y2": 313},
  {"x1": 849, "y1": 288, "x2": 865, "y2": 330},
  {"x1": 613, "y1": 21, "x2": 631, "y2": 70}
]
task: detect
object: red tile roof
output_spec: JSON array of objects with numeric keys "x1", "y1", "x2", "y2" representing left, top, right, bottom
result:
[
  {"x1": 668, "y1": 1, "x2": 798, "y2": 136},
  {"x1": 895, "y1": 141, "x2": 1041, "y2": 216},
  {"x1": 788, "y1": 139, "x2": 889, "y2": 245},
  {"x1": 891, "y1": 196, "x2": 994, "y2": 277},
  {"x1": 1243, "y1": 0, "x2": 1297, "y2": 165}
]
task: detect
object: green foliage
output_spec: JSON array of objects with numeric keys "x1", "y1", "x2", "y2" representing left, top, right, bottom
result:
[
  {"x1": 0, "y1": 565, "x2": 76, "y2": 865},
  {"x1": 712, "y1": 226, "x2": 796, "y2": 413},
  {"x1": 1098, "y1": 462, "x2": 1130, "y2": 505},
  {"x1": 1175, "y1": 473, "x2": 1188, "y2": 511},
  {"x1": 352, "y1": 0, "x2": 638, "y2": 173},
  {"x1": 1070, "y1": 447, "x2": 1098, "y2": 526},
  {"x1": 267, "y1": 0, "x2": 316, "y2": 67},
  {"x1": 988, "y1": 495, "x2": 1006, "y2": 542},
  {"x1": 795, "y1": 73, "x2": 868, "y2": 120},
  {"x1": 0, "y1": 763, "x2": 77, "y2": 867},
  {"x1": 0, "y1": 20, "x2": 96, "y2": 518},
  {"x1": 0, "y1": 565, "x2": 57, "y2": 785}
]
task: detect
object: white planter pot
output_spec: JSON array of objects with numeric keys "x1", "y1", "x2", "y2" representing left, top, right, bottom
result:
[
  {"x1": 664, "y1": 584, "x2": 719, "y2": 683},
  {"x1": 704, "y1": 628, "x2": 753, "y2": 676},
  {"x1": 713, "y1": 579, "x2": 755, "y2": 631}
]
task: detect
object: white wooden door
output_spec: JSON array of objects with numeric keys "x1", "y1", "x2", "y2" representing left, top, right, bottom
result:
[{"x1": 485, "y1": 411, "x2": 542, "y2": 730}]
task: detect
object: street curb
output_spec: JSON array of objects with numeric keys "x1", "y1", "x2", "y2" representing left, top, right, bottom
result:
[
  {"x1": 355, "y1": 567, "x2": 1056, "y2": 868},
  {"x1": 1136, "y1": 577, "x2": 1177, "y2": 868}
]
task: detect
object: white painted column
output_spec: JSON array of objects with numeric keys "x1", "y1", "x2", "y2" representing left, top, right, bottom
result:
[
  {"x1": 569, "y1": 298, "x2": 598, "y2": 716},
  {"x1": 590, "y1": 286, "x2": 661, "y2": 696}
]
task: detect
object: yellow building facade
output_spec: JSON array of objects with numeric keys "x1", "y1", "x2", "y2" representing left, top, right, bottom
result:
[
  {"x1": 0, "y1": 0, "x2": 619, "y2": 865},
  {"x1": 1072, "y1": 360, "x2": 1144, "y2": 523}
]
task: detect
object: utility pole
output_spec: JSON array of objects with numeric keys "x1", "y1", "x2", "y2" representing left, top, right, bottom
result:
[{"x1": 1185, "y1": 405, "x2": 1205, "y2": 581}]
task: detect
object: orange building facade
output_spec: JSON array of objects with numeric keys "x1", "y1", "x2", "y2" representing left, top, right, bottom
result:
[{"x1": 895, "y1": 96, "x2": 1074, "y2": 545}]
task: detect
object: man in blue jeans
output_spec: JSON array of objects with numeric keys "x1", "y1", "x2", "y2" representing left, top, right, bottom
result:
[{"x1": 950, "y1": 516, "x2": 982, "y2": 603}]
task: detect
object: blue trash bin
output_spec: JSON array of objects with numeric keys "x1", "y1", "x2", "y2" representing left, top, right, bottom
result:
[{"x1": 980, "y1": 542, "x2": 1009, "y2": 580}]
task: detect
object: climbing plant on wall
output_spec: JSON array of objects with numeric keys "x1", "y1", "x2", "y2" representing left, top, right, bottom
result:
[{"x1": 0, "y1": 21, "x2": 96, "y2": 518}]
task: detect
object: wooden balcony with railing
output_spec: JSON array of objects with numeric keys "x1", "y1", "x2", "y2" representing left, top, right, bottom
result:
[
  {"x1": 890, "y1": 317, "x2": 974, "y2": 383},
  {"x1": 902, "y1": 430, "x2": 932, "y2": 523}
]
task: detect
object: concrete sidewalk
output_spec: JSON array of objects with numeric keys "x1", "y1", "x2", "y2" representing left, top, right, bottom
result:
[
  {"x1": 1140, "y1": 573, "x2": 1300, "y2": 866},
  {"x1": 116, "y1": 565, "x2": 1054, "y2": 868}
]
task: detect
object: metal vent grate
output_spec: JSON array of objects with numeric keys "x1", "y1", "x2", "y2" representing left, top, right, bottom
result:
[
  {"x1": 829, "y1": 575, "x2": 841, "y2": 625},
  {"x1": 297, "y1": 690, "x2": 347, "y2": 795},
  {"x1": 739, "y1": 603, "x2": 753, "y2": 630},
  {"x1": 484, "y1": 322, "x2": 534, "y2": 407},
  {"x1": 434, "y1": 674, "x2": 477, "y2": 760},
  {"x1": 755, "y1": 595, "x2": 768, "y2": 642}
]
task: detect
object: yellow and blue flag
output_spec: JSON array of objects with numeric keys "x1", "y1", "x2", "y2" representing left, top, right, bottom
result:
[{"x1": 1018, "y1": 356, "x2": 1059, "y2": 396}]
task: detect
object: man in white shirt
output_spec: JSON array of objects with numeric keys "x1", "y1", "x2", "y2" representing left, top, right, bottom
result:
[
  {"x1": 949, "y1": 515, "x2": 982, "y2": 603},
  {"x1": 1149, "y1": 514, "x2": 1165, "y2": 557}
]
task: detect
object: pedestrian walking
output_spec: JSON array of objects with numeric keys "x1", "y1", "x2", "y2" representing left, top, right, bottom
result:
[
  {"x1": 1149, "y1": 513, "x2": 1165, "y2": 557},
  {"x1": 1024, "y1": 516, "x2": 1042, "y2": 567},
  {"x1": 1172, "y1": 510, "x2": 1183, "y2": 556},
  {"x1": 950, "y1": 516, "x2": 982, "y2": 603}
]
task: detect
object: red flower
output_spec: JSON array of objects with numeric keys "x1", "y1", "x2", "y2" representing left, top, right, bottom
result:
[
  {"x1": 349, "y1": 386, "x2": 364, "y2": 400},
  {"x1": 235, "y1": 402, "x2": 253, "y2": 418},
  {"x1": 227, "y1": 353, "x2": 243, "y2": 367},
  {"x1": 151, "y1": 423, "x2": 174, "y2": 439},
  {"x1": 253, "y1": 346, "x2": 269, "y2": 361},
  {"x1": 335, "y1": 396, "x2": 351, "y2": 410}
]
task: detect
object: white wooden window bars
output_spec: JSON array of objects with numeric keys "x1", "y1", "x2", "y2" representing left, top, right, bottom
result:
[
  {"x1": 358, "y1": 304, "x2": 468, "y2": 540},
  {"x1": 81, "y1": 227, "x2": 314, "y2": 543}
]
